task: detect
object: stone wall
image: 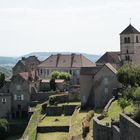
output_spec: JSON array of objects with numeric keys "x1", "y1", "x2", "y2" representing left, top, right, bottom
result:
[
  {"x1": 46, "y1": 106, "x2": 63, "y2": 116},
  {"x1": 93, "y1": 114, "x2": 140, "y2": 140},
  {"x1": 93, "y1": 118, "x2": 112, "y2": 140},
  {"x1": 37, "y1": 126, "x2": 69, "y2": 133},
  {"x1": 112, "y1": 125, "x2": 120, "y2": 140},
  {"x1": 120, "y1": 114, "x2": 140, "y2": 140},
  {"x1": 31, "y1": 91, "x2": 59, "y2": 102},
  {"x1": 63, "y1": 105, "x2": 78, "y2": 116},
  {"x1": 46, "y1": 105, "x2": 77, "y2": 116}
]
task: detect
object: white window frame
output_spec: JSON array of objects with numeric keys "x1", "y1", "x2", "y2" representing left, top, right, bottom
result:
[{"x1": 2, "y1": 98, "x2": 6, "y2": 103}]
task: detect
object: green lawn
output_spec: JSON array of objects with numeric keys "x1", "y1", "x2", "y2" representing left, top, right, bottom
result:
[
  {"x1": 38, "y1": 115, "x2": 70, "y2": 126},
  {"x1": 102, "y1": 100, "x2": 134, "y2": 124},
  {"x1": 37, "y1": 132, "x2": 68, "y2": 140}
]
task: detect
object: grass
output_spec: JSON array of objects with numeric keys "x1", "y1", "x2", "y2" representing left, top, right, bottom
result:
[
  {"x1": 58, "y1": 102, "x2": 81, "y2": 106},
  {"x1": 70, "y1": 109, "x2": 87, "y2": 136},
  {"x1": 102, "y1": 100, "x2": 134, "y2": 124},
  {"x1": 38, "y1": 115, "x2": 70, "y2": 126},
  {"x1": 37, "y1": 132, "x2": 68, "y2": 140}
]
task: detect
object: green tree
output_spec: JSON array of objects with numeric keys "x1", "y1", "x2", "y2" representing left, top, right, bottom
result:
[
  {"x1": 59, "y1": 72, "x2": 71, "y2": 81},
  {"x1": 118, "y1": 97, "x2": 131, "y2": 113},
  {"x1": 0, "y1": 119, "x2": 9, "y2": 139},
  {"x1": 51, "y1": 71, "x2": 60, "y2": 79},
  {"x1": 117, "y1": 63, "x2": 140, "y2": 87},
  {"x1": 0, "y1": 73, "x2": 5, "y2": 88}
]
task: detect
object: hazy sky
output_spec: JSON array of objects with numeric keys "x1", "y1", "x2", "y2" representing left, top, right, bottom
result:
[{"x1": 0, "y1": 0, "x2": 140, "y2": 56}]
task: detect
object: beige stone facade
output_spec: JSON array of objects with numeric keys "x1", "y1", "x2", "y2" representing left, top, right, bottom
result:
[{"x1": 80, "y1": 63, "x2": 120, "y2": 108}]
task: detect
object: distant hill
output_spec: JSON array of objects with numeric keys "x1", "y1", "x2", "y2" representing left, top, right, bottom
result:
[
  {"x1": 0, "y1": 52, "x2": 101, "y2": 74},
  {"x1": 0, "y1": 66, "x2": 12, "y2": 78},
  {"x1": 0, "y1": 52, "x2": 101, "y2": 65},
  {"x1": 23, "y1": 52, "x2": 101, "y2": 62}
]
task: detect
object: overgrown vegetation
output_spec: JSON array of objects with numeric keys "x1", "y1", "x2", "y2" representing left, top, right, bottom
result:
[
  {"x1": 0, "y1": 118, "x2": 9, "y2": 139},
  {"x1": 117, "y1": 63, "x2": 140, "y2": 123}
]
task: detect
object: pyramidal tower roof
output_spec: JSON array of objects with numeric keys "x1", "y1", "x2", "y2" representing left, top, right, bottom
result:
[{"x1": 120, "y1": 24, "x2": 140, "y2": 35}]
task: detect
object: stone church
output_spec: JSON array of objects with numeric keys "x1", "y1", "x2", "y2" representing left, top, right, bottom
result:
[{"x1": 97, "y1": 24, "x2": 140, "y2": 68}]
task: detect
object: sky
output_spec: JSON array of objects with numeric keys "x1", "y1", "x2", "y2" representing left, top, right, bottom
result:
[{"x1": 0, "y1": 0, "x2": 140, "y2": 56}]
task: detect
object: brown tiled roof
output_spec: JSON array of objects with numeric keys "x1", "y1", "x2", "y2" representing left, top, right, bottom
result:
[
  {"x1": 80, "y1": 63, "x2": 117, "y2": 75},
  {"x1": 120, "y1": 24, "x2": 140, "y2": 35},
  {"x1": 96, "y1": 51, "x2": 121, "y2": 64},
  {"x1": 38, "y1": 54, "x2": 95, "y2": 68},
  {"x1": 80, "y1": 66, "x2": 102, "y2": 75}
]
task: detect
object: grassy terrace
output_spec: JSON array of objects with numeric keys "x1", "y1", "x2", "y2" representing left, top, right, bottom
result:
[
  {"x1": 37, "y1": 132, "x2": 68, "y2": 140},
  {"x1": 102, "y1": 100, "x2": 134, "y2": 124},
  {"x1": 58, "y1": 102, "x2": 81, "y2": 106},
  {"x1": 38, "y1": 115, "x2": 70, "y2": 126}
]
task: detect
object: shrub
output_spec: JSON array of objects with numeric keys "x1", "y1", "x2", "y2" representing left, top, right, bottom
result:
[
  {"x1": 133, "y1": 109, "x2": 140, "y2": 124},
  {"x1": 0, "y1": 119, "x2": 9, "y2": 139},
  {"x1": 118, "y1": 97, "x2": 131, "y2": 113}
]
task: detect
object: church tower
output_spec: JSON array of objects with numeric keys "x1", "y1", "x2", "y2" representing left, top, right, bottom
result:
[{"x1": 120, "y1": 24, "x2": 140, "y2": 64}]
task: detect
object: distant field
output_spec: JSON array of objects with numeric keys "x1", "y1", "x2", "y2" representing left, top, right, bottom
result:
[
  {"x1": 38, "y1": 115, "x2": 70, "y2": 126},
  {"x1": 37, "y1": 132, "x2": 68, "y2": 140}
]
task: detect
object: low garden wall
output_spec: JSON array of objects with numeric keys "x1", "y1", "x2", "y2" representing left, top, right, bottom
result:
[
  {"x1": 63, "y1": 105, "x2": 78, "y2": 116},
  {"x1": 93, "y1": 117, "x2": 112, "y2": 140},
  {"x1": 46, "y1": 105, "x2": 77, "y2": 116},
  {"x1": 120, "y1": 114, "x2": 140, "y2": 140},
  {"x1": 46, "y1": 106, "x2": 63, "y2": 116},
  {"x1": 37, "y1": 126, "x2": 69, "y2": 133},
  {"x1": 93, "y1": 114, "x2": 140, "y2": 140}
]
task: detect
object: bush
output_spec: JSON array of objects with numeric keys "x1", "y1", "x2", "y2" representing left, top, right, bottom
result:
[
  {"x1": 0, "y1": 119, "x2": 9, "y2": 139},
  {"x1": 118, "y1": 97, "x2": 131, "y2": 113},
  {"x1": 133, "y1": 109, "x2": 140, "y2": 124}
]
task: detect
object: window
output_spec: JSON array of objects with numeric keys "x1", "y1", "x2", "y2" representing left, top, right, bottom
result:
[
  {"x1": 125, "y1": 55, "x2": 130, "y2": 61},
  {"x1": 136, "y1": 36, "x2": 139, "y2": 43},
  {"x1": 40, "y1": 69, "x2": 42, "y2": 74},
  {"x1": 16, "y1": 85, "x2": 21, "y2": 91},
  {"x1": 47, "y1": 69, "x2": 49, "y2": 75},
  {"x1": 2, "y1": 98, "x2": 6, "y2": 103},
  {"x1": 82, "y1": 96, "x2": 87, "y2": 103},
  {"x1": 124, "y1": 37, "x2": 127, "y2": 43},
  {"x1": 126, "y1": 49, "x2": 129, "y2": 54},
  {"x1": 14, "y1": 94, "x2": 24, "y2": 101},
  {"x1": 104, "y1": 78, "x2": 108, "y2": 85},
  {"x1": 104, "y1": 88, "x2": 108, "y2": 94},
  {"x1": 124, "y1": 37, "x2": 130, "y2": 43},
  {"x1": 127, "y1": 37, "x2": 130, "y2": 43}
]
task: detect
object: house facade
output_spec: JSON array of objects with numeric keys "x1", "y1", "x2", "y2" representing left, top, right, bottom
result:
[
  {"x1": 37, "y1": 53, "x2": 95, "y2": 85},
  {"x1": 80, "y1": 63, "x2": 120, "y2": 108}
]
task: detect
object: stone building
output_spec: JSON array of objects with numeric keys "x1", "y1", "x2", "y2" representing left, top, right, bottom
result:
[
  {"x1": 0, "y1": 93, "x2": 11, "y2": 118},
  {"x1": 9, "y1": 72, "x2": 33, "y2": 118},
  {"x1": 80, "y1": 63, "x2": 120, "y2": 108},
  {"x1": 96, "y1": 24, "x2": 140, "y2": 68},
  {"x1": 38, "y1": 53, "x2": 95, "y2": 85},
  {"x1": 13, "y1": 56, "x2": 40, "y2": 75}
]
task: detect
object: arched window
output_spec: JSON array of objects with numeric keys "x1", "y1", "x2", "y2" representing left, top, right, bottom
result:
[
  {"x1": 127, "y1": 37, "x2": 130, "y2": 43},
  {"x1": 124, "y1": 37, "x2": 127, "y2": 43},
  {"x1": 136, "y1": 36, "x2": 139, "y2": 43}
]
